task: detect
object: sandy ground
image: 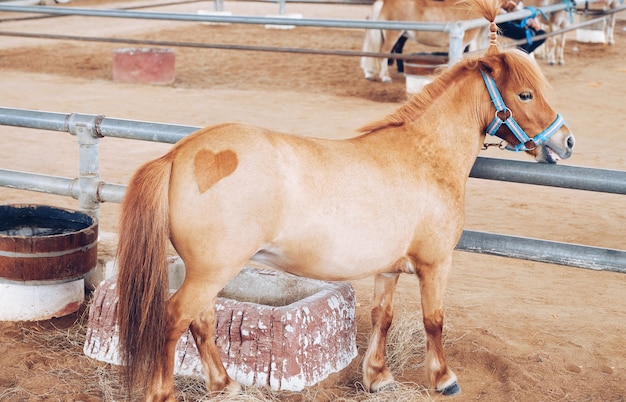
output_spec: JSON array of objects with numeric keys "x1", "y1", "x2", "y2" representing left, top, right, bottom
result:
[{"x1": 0, "y1": 0, "x2": 625, "y2": 401}]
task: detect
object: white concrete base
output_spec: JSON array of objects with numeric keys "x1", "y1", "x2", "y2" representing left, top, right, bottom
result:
[
  {"x1": 0, "y1": 279, "x2": 84, "y2": 321},
  {"x1": 265, "y1": 14, "x2": 303, "y2": 30},
  {"x1": 576, "y1": 29, "x2": 606, "y2": 43},
  {"x1": 406, "y1": 75, "x2": 432, "y2": 94}
]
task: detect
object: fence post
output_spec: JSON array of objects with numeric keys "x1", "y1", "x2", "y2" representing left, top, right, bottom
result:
[
  {"x1": 447, "y1": 21, "x2": 465, "y2": 66},
  {"x1": 67, "y1": 113, "x2": 105, "y2": 222}
]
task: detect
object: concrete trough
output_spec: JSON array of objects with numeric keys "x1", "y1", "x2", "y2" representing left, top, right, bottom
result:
[{"x1": 84, "y1": 261, "x2": 357, "y2": 391}]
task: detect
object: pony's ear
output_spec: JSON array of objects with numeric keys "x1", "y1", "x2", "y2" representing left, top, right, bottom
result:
[
  {"x1": 479, "y1": 55, "x2": 504, "y2": 78},
  {"x1": 479, "y1": 60, "x2": 493, "y2": 74}
]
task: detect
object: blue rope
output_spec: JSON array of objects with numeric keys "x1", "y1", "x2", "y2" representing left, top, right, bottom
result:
[{"x1": 514, "y1": 6, "x2": 544, "y2": 45}]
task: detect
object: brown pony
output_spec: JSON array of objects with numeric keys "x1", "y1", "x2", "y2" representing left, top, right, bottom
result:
[
  {"x1": 116, "y1": 0, "x2": 574, "y2": 399},
  {"x1": 361, "y1": 0, "x2": 489, "y2": 82}
]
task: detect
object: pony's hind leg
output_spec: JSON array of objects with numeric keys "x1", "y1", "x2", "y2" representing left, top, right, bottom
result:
[
  {"x1": 418, "y1": 256, "x2": 460, "y2": 396},
  {"x1": 190, "y1": 308, "x2": 241, "y2": 395},
  {"x1": 362, "y1": 273, "x2": 400, "y2": 392},
  {"x1": 148, "y1": 268, "x2": 239, "y2": 401},
  {"x1": 145, "y1": 289, "x2": 197, "y2": 402}
]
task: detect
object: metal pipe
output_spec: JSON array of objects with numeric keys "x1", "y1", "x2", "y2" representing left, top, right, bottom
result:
[
  {"x1": 98, "y1": 118, "x2": 198, "y2": 144},
  {"x1": 0, "y1": 4, "x2": 450, "y2": 31},
  {"x1": 470, "y1": 158, "x2": 626, "y2": 195},
  {"x1": 0, "y1": 107, "x2": 69, "y2": 132},
  {"x1": 446, "y1": 22, "x2": 465, "y2": 66},
  {"x1": 457, "y1": 230, "x2": 626, "y2": 273},
  {"x1": 1, "y1": 107, "x2": 624, "y2": 273},
  {"x1": 67, "y1": 113, "x2": 104, "y2": 221},
  {"x1": 0, "y1": 30, "x2": 447, "y2": 60},
  {"x1": 2, "y1": 108, "x2": 625, "y2": 194},
  {"x1": 0, "y1": 169, "x2": 79, "y2": 199},
  {"x1": 98, "y1": 183, "x2": 126, "y2": 204},
  {"x1": 0, "y1": 169, "x2": 125, "y2": 203}
]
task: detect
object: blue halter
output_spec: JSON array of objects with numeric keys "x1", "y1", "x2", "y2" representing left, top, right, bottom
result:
[{"x1": 481, "y1": 70, "x2": 566, "y2": 152}]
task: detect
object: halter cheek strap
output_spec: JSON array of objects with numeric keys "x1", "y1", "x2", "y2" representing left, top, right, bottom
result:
[{"x1": 481, "y1": 70, "x2": 566, "y2": 152}]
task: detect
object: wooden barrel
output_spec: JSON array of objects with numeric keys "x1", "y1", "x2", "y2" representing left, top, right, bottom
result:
[
  {"x1": 0, "y1": 204, "x2": 98, "y2": 284},
  {"x1": 403, "y1": 52, "x2": 449, "y2": 76},
  {"x1": 404, "y1": 52, "x2": 449, "y2": 94}
]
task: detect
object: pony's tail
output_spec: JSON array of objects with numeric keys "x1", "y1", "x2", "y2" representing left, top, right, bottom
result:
[
  {"x1": 116, "y1": 154, "x2": 173, "y2": 395},
  {"x1": 360, "y1": 0, "x2": 385, "y2": 75}
]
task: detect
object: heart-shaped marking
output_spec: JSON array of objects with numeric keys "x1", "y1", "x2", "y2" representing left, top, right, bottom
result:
[{"x1": 194, "y1": 149, "x2": 238, "y2": 193}]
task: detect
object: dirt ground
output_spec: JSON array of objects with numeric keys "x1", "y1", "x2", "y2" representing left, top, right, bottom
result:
[{"x1": 0, "y1": 0, "x2": 625, "y2": 401}]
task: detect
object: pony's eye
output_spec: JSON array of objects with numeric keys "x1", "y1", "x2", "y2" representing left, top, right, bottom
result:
[{"x1": 519, "y1": 92, "x2": 533, "y2": 101}]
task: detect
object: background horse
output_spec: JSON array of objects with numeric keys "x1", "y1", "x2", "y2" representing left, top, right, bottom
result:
[
  {"x1": 115, "y1": 0, "x2": 574, "y2": 400},
  {"x1": 524, "y1": 0, "x2": 618, "y2": 66},
  {"x1": 361, "y1": 0, "x2": 489, "y2": 82},
  {"x1": 523, "y1": 0, "x2": 574, "y2": 65},
  {"x1": 577, "y1": 0, "x2": 622, "y2": 45}
]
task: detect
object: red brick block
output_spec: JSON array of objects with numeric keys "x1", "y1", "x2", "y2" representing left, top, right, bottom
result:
[{"x1": 112, "y1": 48, "x2": 175, "y2": 85}]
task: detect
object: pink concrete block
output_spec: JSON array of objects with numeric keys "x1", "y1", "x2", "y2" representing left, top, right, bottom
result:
[{"x1": 112, "y1": 48, "x2": 175, "y2": 85}]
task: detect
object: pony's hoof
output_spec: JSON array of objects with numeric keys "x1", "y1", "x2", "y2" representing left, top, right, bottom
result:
[
  {"x1": 371, "y1": 380, "x2": 397, "y2": 393},
  {"x1": 438, "y1": 380, "x2": 461, "y2": 396},
  {"x1": 381, "y1": 77, "x2": 393, "y2": 84},
  {"x1": 224, "y1": 381, "x2": 242, "y2": 396},
  {"x1": 367, "y1": 374, "x2": 396, "y2": 393}
]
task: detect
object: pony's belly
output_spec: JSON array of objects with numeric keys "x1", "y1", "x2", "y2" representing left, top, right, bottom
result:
[{"x1": 250, "y1": 247, "x2": 410, "y2": 282}]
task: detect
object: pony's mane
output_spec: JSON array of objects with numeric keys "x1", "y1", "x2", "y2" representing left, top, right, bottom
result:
[
  {"x1": 357, "y1": 59, "x2": 479, "y2": 133},
  {"x1": 358, "y1": 0, "x2": 550, "y2": 134}
]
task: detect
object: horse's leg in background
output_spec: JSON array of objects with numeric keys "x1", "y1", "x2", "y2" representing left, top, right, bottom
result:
[
  {"x1": 378, "y1": 29, "x2": 403, "y2": 82},
  {"x1": 190, "y1": 307, "x2": 241, "y2": 394},
  {"x1": 361, "y1": 27, "x2": 384, "y2": 80},
  {"x1": 390, "y1": 33, "x2": 408, "y2": 73},
  {"x1": 556, "y1": 31, "x2": 566, "y2": 65},
  {"x1": 554, "y1": 11, "x2": 567, "y2": 65},
  {"x1": 544, "y1": 23, "x2": 558, "y2": 65},
  {"x1": 362, "y1": 273, "x2": 400, "y2": 392},
  {"x1": 606, "y1": 10, "x2": 616, "y2": 45},
  {"x1": 360, "y1": 0, "x2": 385, "y2": 81},
  {"x1": 418, "y1": 255, "x2": 460, "y2": 396}
]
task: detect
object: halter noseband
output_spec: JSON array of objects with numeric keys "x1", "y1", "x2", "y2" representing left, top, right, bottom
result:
[{"x1": 481, "y1": 70, "x2": 566, "y2": 152}]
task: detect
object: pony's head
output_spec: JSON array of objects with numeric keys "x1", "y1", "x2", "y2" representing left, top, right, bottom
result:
[
  {"x1": 478, "y1": 49, "x2": 575, "y2": 163},
  {"x1": 466, "y1": 0, "x2": 574, "y2": 163}
]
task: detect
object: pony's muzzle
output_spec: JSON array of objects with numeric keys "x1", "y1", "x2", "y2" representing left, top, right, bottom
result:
[{"x1": 565, "y1": 134, "x2": 575, "y2": 152}]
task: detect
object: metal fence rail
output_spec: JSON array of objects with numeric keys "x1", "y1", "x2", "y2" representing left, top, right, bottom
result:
[
  {"x1": 0, "y1": 107, "x2": 624, "y2": 273},
  {"x1": 0, "y1": 0, "x2": 610, "y2": 65}
]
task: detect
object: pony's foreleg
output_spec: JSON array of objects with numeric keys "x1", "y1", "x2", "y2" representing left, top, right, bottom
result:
[
  {"x1": 362, "y1": 273, "x2": 400, "y2": 392},
  {"x1": 418, "y1": 256, "x2": 460, "y2": 396},
  {"x1": 190, "y1": 308, "x2": 241, "y2": 395}
]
